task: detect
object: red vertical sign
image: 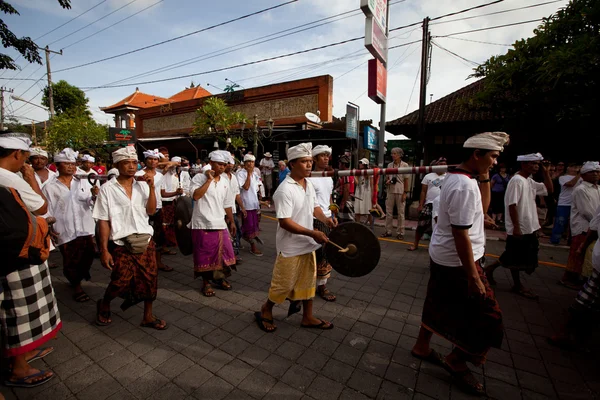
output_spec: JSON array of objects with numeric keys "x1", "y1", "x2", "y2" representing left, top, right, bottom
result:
[{"x1": 368, "y1": 58, "x2": 387, "y2": 104}]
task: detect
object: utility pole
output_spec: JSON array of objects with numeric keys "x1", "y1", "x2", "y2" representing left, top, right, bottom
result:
[
  {"x1": 44, "y1": 46, "x2": 63, "y2": 118},
  {"x1": 416, "y1": 17, "x2": 431, "y2": 166},
  {"x1": 377, "y1": 3, "x2": 391, "y2": 168},
  {"x1": 0, "y1": 86, "x2": 14, "y2": 131}
]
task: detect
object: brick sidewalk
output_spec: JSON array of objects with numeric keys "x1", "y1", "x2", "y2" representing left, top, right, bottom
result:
[{"x1": 2, "y1": 219, "x2": 598, "y2": 400}]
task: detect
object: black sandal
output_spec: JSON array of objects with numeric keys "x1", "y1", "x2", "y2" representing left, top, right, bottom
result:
[
  {"x1": 411, "y1": 349, "x2": 445, "y2": 367},
  {"x1": 254, "y1": 311, "x2": 276, "y2": 333},
  {"x1": 140, "y1": 317, "x2": 168, "y2": 330},
  {"x1": 318, "y1": 287, "x2": 336, "y2": 302},
  {"x1": 73, "y1": 292, "x2": 90, "y2": 303},
  {"x1": 300, "y1": 319, "x2": 334, "y2": 330},
  {"x1": 380, "y1": 232, "x2": 392, "y2": 238}
]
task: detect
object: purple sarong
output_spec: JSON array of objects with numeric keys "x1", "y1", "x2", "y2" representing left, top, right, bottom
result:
[
  {"x1": 192, "y1": 229, "x2": 236, "y2": 276},
  {"x1": 242, "y1": 209, "x2": 260, "y2": 240}
]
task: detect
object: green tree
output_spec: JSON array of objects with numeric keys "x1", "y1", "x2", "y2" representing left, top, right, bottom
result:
[
  {"x1": 192, "y1": 97, "x2": 246, "y2": 143},
  {"x1": 1, "y1": 0, "x2": 71, "y2": 70},
  {"x1": 42, "y1": 80, "x2": 90, "y2": 116},
  {"x1": 472, "y1": 0, "x2": 600, "y2": 121},
  {"x1": 45, "y1": 112, "x2": 108, "y2": 154}
]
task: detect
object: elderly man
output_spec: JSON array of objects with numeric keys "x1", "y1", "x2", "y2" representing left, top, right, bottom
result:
[
  {"x1": 255, "y1": 143, "x2": 333, "y2": 332},
  {"x1": 259, "y1": 152, "x2": 275, "y2": 198},
  {"x1": 278, "y1": 160, "x2": 289, "y2": 185},
  {"x1": 485, "y1": 153, "x2": 553, "y2": 300},
  {"x1": 409, "y1": 157, "x2": 447, "y2": 251},
  {"x1": 189, "y1": 150, "x2": 237, "y2": 297},
  {"x1": 94, "y1": 146, "x2": 166, "y2": 330},
  {"x1": 382, "y1": 147, "x2": 410, "y2": 240},
  {"x1": 0, "y1": 132, "x2": 61, "y2": 388},
  {"x1": 237, "y1": 154, "x2": 263, "y2": 256},
  {"x1": 43, "y1": 148, "x2": 98, "y2": 303},
  {"x1": 29, "y1": 147, "x2": 56, "y2": 188},
  {"x1": 412, "y1": 132, "x2": 508, "y2": 396},
  {"x1": 561, "y1": 162, "x2": 600, "y2": 289}
]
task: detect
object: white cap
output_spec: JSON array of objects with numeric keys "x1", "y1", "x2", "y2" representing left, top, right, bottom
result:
[
  {"x1": 287, "y1": 142, "x2": 312, "y2": 161},
  {"x1": 209, "y1": 150, "x2": 229, "y2": 163},
  {"x1": 54, "y1": 148, "x2": 79, "y2": 163},
  {"x1": 359, "y1": 158, "x2": 369, "y2": 165}
]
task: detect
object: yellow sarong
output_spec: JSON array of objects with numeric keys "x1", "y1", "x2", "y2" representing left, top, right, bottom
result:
[
  {"x1": 268, "y1": 252, "x2": 317, "y2": 304},
  {"x1": 582, "y1": 240, "x2": 597, "y2": 278}
]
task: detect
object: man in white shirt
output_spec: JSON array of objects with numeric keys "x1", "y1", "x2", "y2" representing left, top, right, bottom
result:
[
  {"x1": 43, "y1": 148, "x2": 98, "y2": 303},
  {"x1": 551, "y1": 164, "x2": 582, "y2": 244},
  {"x1": 93, "y1": 146, "x2": 166, "y2": 330},
  {"x1": 77, "y1": 154, "x2": 96, "y2": 176},
  {"x1": 382, "y1": 147, "x2": 410, "y2": 240},
  {"x1": 412, "y1": 132, "x2": 508, "y2": 396},
  {"x1": 561, "y1": 162, "x2": 600, "y2": 288},
  {"x1": 237, "y1": 154, "x2": 263, "y2": 256},
  {"x1": 486, "y1": 153, "x2": 553, "y2": 300},
  {"x1": 160, "y1": 156, "x2": 184, "y2": 254},
  {"x1": 179, "y1": 157, "x2": 192, "y2": 196},
  {"x1": 308, "y1": 145, "x2": 338, "y2": 302},
  {"x1": 0, "y1": 132, "x2": 61, "y2": 388},
  {"x1": 189, "y1": 150, "x2": 237, "y2": 297},
  {"x1": 259, "y1": 152, "x2": 275, "y2": 198},
  {"x1": 255, "y1": 143, "x2": 333, "y2": 333},
  {"x1": 29, "y1": 147, "x2": 56, "y2": 188},
  {"x1": 409, "y1": 157, "x2": 447, "y2": 251}
]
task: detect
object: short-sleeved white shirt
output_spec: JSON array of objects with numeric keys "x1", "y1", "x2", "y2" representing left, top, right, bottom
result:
[
  {"x1": 422, "y1": 172, "x2": 446, "y2": 204},
  {"x1": 0, "y1": 167, "x2": 45, "y2": 212},
  {"x1": 432, "y1": 195, "x2": 440, "y2": 232},
  {"x1": 188, "y1": 173, "x2": 233, "y2": 230},
  {"x1": 135, "y1": 170, "x2": 163, "y2": 209},
  {"x1": 570, "y1": 182, "x2": 600, "y2": 235},
  {"x1": 308, "y1": 176, "x2": 334, "y2": 218},
  {"x1": 260, "y1": 158, "x2": 275, "y2": 175},
  {"x1": 504, "y1": 174, "x2": 548, "y2": 235},
  {"x1": 558, "y1": 175, "x2": 582, "y2": 206},
  {"x1": 236, "y1": 169, "x2": 260, "y2": 210},
  {"x1": 273, "y1": 176, "x2": 320, "y2": 257},
  {"x1": 92, "y1": 178, "x2": 153, "y2": 245},
  {"x1": 429, "y1": 173, "x2": 485, "y2": 267}
]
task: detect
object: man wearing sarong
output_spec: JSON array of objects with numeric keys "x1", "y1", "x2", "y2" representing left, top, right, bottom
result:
[
  {"x1": 29, "y1": 147, "x2": 56, "y2": 188},
  {"x1": 93, "y1": 146, "x2": 167, "y2": 330},
  {"x1": 223, "y1": 154, "x2": 246, "y2": 264},
  {"x1": 560, "y1": 162, "x2": 600, "y2": 289},
  {"x1": 0, "y1": 131, "x2": 61, "y2": 388},
  {"x1": 189, "y1": 150, "x2": 237, "y2": 297},
  {"x1": 308, "y1": 145, "x2": 338, "y2": 302},
  {"x1": 237, "y1": 154, "x2": 263, "y2": 256},
  {"x1": 160, "y1": 156, "x2": 184, "y2": 252},
  {"x1": 409, "y1": 157, "x2": 447, "y2": 251},
  {"x1": 255, "y1": 142, "x2": 334, "y2": 333},
  {"x1": 485, "y1": 153, "x2": 553, "y2": 300},
  {"x1": 43, "y1": 148, "x2": 97, "y2": 303},
  {"x1": 136, "y1": 149, "x2": 174, "y2": 272},
  {"x1": 412, "y1": 132, "x2": 509, "y2": 396}
]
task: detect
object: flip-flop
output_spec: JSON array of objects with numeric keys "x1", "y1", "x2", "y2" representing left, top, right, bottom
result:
[
  {"x1": 510, "y1": 286, "x2": 539, "y2": 300},
  {"x1": 212, "y1": 279, "x2": 232, "y2": 291},
  {"x1": 287, "y1": 300, "x2": 302, "y2": 317},
  {"x1": 95, "y1": 299, "x2": 111, "y2": 326},
  {"x1": 410, "y1": 349, "x2": 445, "y2": 367},
  {"x1": 254, "y1": 311, "x2": 277, "y2": 333},
  {"x1": 140, "y1": 317, "x2": 168, "y2": 330},
  {"x1": 317, "y1": 288, "x2": 336, "y2": 302},
  {"x1": 161, "y1": 249, "x2": 177, "y2": 255},
  {"x1": 28, "y1": 347, "x2": 54, "y2": 363},
  {"x1": 442, "y1": 364, "x2": 485, "y2": 396},
  {"x1": 301, "y1": 319, "x2": 334, "y2": 330},
  {"x1": 158, "y1": 265, "x2": 174, "y2": 272},
  {"x1": 202, "y1": 285, "x2": 215, "y2": 297},
  {"x1": 407, "y1": 246, "x2": 418, "y2": 252},
  {"x1": 4, "y1": 371, "x2": 54, "y2": 388},
  {"x1": 72, "y1": 292, "x2": 90, "y2": 302}
]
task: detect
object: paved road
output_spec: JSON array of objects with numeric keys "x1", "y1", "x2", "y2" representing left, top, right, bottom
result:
[{"x1": 2, "y1": 218, "x2": 598, "y2": 400}]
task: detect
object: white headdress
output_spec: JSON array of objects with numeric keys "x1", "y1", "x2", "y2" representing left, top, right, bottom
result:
[
  {"x1": 287, "y1": 142, "x2": 312, "y2": 161},
  {"x1": 112, "y1": 146, "x2": 138, "y2": 164},
  {"x1": 243, "y1": 154, "x2": 256, "y2": 162},
  {"x1": 581, "y1": 161, "x2": 600, "y2": 174},
  {"x1": 312, "y1": 145, "x2": 332, "y2": 157},
  {"x1": 54, "y1": 148, "x2": 79, "y2": 163},
  {"x1": 143, "y1": 149, "x2": 161, "y2": 159},
  {"x1": 463, "y1": 132, "x2": 510, "y2": 152},
  {"x1": 228, "y1": 155, "x2": 235, "y2": 165},
  {"x1": 516, "y1": 153, "x2": 544, "y2": 162},
  {"x1": 359, "y1": 158, "x2": 369, "y2": 165},
  {"x1": 171, "y1": 156, "x2": 182, "y2": 163},
  {"x1": 29, "y1": 147, "x2": 48, "y2": 158},
  {"x1": 209, "y1": 150, "x2": 229, "y2": 163},
  {"x1": 81, "y1": 154, "x2": 95, "y2": 163},
  {"x1": 0, "y1": 132, "x2": 32, "y2": 151}
]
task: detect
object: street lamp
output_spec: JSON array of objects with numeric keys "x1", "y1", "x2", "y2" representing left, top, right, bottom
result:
[
  {"x1": 248, "y1": 114, "x2": 274, "y2": 155},
  {"x1": 11, "y1": 95, "x2": 50, "y2": 114}
]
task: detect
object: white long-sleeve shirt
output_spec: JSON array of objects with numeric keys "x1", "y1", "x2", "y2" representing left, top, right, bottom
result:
[
  {"x1": 42, "y1": 176, "x2": 96, "y2": 246},
  {"x1": 570, "y1": 181, "x2": 600, "y2": 235}
]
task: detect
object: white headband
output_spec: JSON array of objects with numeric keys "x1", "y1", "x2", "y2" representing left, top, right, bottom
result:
[
  {"x1": 30, "y1": 147, "x2": 48, "y2": 158},
  {"x1": 517, "y1": 153, "x2": 543, "y2": 162},
  {"x1": 581, "y1": 161, "x2": 600, "y2": 174},
  {"x1": 312, "y1": 145, "x2": 332, "y2": 157},
  {"x1": 243, "y1": 154, "x2": 256, "y2": 162},
  {"x1": 112, "y1": 146, "x2": 138, "y2": 164},
  {"x1": 0, "y1": 132, "x2": 32, "y2": 151},
  {"x1": 54, "y1": 148, "x2": 79, "y2": 163},
  {"x1": 209, "y1": 150, "x2": 229, "y2": 163},
  {"x1": 81, "y1": 154, "x2": 95, "y2": 163},
  {"x1": 287, "y1": 142, "x2": 312, "y2": 161},
  {"x1": 143, "y1": 149, "x2": 161, "y2": 159}
]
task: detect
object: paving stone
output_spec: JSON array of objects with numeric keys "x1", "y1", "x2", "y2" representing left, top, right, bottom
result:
[
  {"x1": 64, "y1": 363, "x2": 109, "y2": 394},
  {"x1": 415, "y1": 370, "x2": 451, "y2": 400},
  {"x1": 184, "y1": 339, "x2": 213, "y2": 361},
  {"x1": 238, "y1": 369, "x2": 277, "y2": 399},
  {"x1": 152, "y1": 382, "x2": 188, "y2": 400},
  {"x1": 486, "y1": 348, "x2": 514, "y2": 367},
  {"x1": 216, "y1": 359, "x2": 254, "y2": 386},
  {"x1": 275, "y1": 340, "x2": 306, "y2": 361},
  {"x1": 221, "y1": 317, "x2": 249, "y2": 335},
  {"x1": 385, "y1": 362, "x2": 418, "y2": 389},
  {"x1": 173, "y1": 363, "x2": 213, "y2": 394},
  {"x1": 343, "y1": 332, "x2": 370, "y2": 351},
  {"x1": 139, "y1": 346, "x2": 177, "y2": 368},
  {"x1": 358, "y1": 353, "x2": 389, "y2": 377},
  {"x1": 351, "y1": 321, "x2": 378, "y2": 338},
  {"x1": 168, "y1": 330, "x2": 200, "y2": 352},
  {"x1": 75, "y1": 375, "x2": 122, "y2": 400},
  {"x1": 517, "y1": 370, "x2": 557, "y2": 397},
  {"x1": 30, "y1": 382, "x2": 72, "y2": 400},
  {"x1": 332, "y1": 343, "x2": 364, "y2": 367},
  {"x1": 255, "y1": 332, "x2": 286, "y2": 352},
  {"x1": 53, "y1": 353, "x2": 95, "y2": 381},
  {"x1": 263, "y1": 381, "x2": 304, "y2": 400},
  {"x1": 376, "y1": 380, "x2": 414, "y2": 399},
  {"x1": 192, "y1": 375, "x2": 234, "y2": 400},
  {"x1": 305, "y1": 375, "x2": 344, "y2": 400},
  {"x1": 187, "y1": 321, "x2": 217, "y2": 339},
  {"x1": 126, "y1": 369, "x2": 170, "y2": 399},
  {"x1": 258, "y1": 353, "x2": 294, "y2": 379},
  {"x1": 309, "y1": 336, "x2": 340, "y2": 357},
  {"x1": 512, "y1": 353, "x2": 548, "y2": 377},
  {"x1": 372, "y1": 327, "x2": 400, "y2": 346},
  {"x1": 296, "y1": 348, "x2": 329, "y2": 372},
  {"x1": 219, "y1": 336, "x2": 251, "y2": 357},
  {"x1": 199, "y1": 348, "x2": 234, "y2": 373},
  {"x1": 238, "y1": 344, "x2": 271, "y2": 367},
  {"x1": 553, "y1": 380, "x2": 595, "y2": 400},
  {"x1": 113, "y1": 358, "x2": 153, "y2": 386},
  {"x1": 156, "y1": 353, "x2": 196, "y2": 379},
  {"x1": 203, "y1": 329, "x2": 233, "y2": 347},
  {"x1": 319, "y1": 358, "x2": 353, "y2": 384},
  {"x1": 484, "y1": 361, "x2": 519, "y2": 386},
  {"x1": 484, "y1": 377, "x2": 522, "y2": 400},
  {"x1": 289, "y1": 329, "x2": 319, "y2": 347},
  {"x1": 347, "y1": 368, "x2": 382, "y2": 398},
  {"x1": 319, "y1": 326, "x2": 348, "y2": 343},
  {"x1": 281, "y1": 364, "x2": 317, "y2": 393}
]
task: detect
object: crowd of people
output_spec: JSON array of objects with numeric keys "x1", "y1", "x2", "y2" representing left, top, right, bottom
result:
[{"x1": 1, "y1": 128, "x2": 598, "y2": 396}]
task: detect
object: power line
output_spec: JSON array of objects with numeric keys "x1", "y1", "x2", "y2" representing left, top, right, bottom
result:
[
  {"x1": 54, "y1": 0, "x2": 299, "y2": 73},
  {"x1": 435, "y1": 18, "x2": 543, "y2": 38},
  {"x1": 0, "y1": 78, "x2": 40, "y2": 81},
  {"x1": 405, "y1": 64, "x2": 422, "y2": 115},
  {"x1": 35, "y1": 0, "x2": 109, "y2": 41},
  {"x1": 430, "y1": 0, "x2": 562, "y2": 25},
  {"x1": 437, "y1": 36, "x2": 512, "y2": 46},
  {"x1": 432, "y1": 40, "x2": 480, "y2": 67}
]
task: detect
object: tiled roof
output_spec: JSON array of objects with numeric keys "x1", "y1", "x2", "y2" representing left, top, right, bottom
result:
[
  {"x1": 387, "y1": 79, "x2": 497, "y2": 126},
  {"x1": 169, "y1": 86, "x2": 211, "y2": 102},
  {"x1": 102, "y1": 89, "x2": 171, "y2": 111}
]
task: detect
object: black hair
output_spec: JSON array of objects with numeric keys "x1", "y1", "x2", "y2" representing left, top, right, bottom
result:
[
  {"x1": 0, "y1": 147, "x2": 18, "y2": 159},
  {"x1": 460, "y1": 148, "x2": 494, "y2": 162}
]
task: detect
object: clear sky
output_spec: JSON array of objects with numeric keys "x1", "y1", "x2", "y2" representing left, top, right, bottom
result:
[{"x1": 2, "y1": 0, "x2": 568, "y2": 140}]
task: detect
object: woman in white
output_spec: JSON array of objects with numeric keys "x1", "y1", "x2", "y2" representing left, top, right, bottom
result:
[{"x1": 354, "y1": 158, "x2": 373, "y2": 224}]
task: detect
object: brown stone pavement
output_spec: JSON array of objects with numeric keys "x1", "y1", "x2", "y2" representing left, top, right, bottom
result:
[{"x1": 1, "y1": 218, "x2": 598, "y2": 400}]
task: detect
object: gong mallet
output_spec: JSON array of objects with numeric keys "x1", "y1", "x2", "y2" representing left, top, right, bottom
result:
[{"x1": 327, "y1": 239, "x2": 358, "y2": 254}]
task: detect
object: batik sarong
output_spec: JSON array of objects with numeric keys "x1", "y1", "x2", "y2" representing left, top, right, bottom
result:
[
  {"x1": 161, "y1": 202, "x2": 177, "y2": 247},
  {"x1": 105, "y1": 240, "x2": 158, "y2": 311},
  {"x1": 499, "y1": 233, "x2": 539, "y2": 274},
  {"x1": 416, "y1": 203, "x2": 433, "y2": 236},
  {"x1": 313, "y1": 219, "x2": 332, "y2": 282},
  {"x1": 566, "y1": 233, "x2": 587, "y2": 275},
  {"x1": 422, "y1": 259, "x2": 504, "y2": 365},
  {"x1": 0, "y1": 262, "x2": 62, "y2": 357},
  {"x1": 268, "y1": 252, "x2": 317, "y2": 304},
  {"x1": 191, "y1": 229, "x2": 236, "y2": 278},
  {"x1": 149, "y1": 209, "x2": 165, "y2": 246},
  {"x1": 242, "y1": 209, "x2": 259, "y2": 240},
  {"x1": 58, "y1": 235, "x2": 95, "y2": 286}
]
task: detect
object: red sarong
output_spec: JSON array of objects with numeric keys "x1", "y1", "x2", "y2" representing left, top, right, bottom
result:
[
  {"x1": 161, "y1": 202, "x2": 177, "y2": 247},
  {"x1": 566, "y1": 233, "x2": 587, "y2": 274}
]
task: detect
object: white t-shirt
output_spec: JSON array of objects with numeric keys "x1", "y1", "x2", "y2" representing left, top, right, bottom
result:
[
  {"x1": 429, "y1": 173, "x2": 485, "y2": 267},
  {"x1": 223, "y1": 173, "x2": 241, "y2": 214},
  {"x1": 188, "y1": 173, "x2": 234, "y2": 230},
  {"x1": 0, "y1": 167, "x2": 45, "y2": 212},
  {"x1": 236, "y1": 169, "x2": 260, "y2": 210},
  {"x1": 308, "y1": 176, "x2": 334, "y2": 218},
  {"x1": 504, "y1": 174, "x2": 548, "y2": 235},
  {"x1": 273, "y1": 176, "x2": 320, "y2": 257},
  {"x1": 558, "y1": 175, "x2": 582, "y2": 206},
  {"x1": 422, "y1": 172, "x2": 446, "y2": 205},
  {"x1": 260, "y1": 158, "x2": 275, "y2": 176},
  {"x1": 135, "y1": 170, "x2": 163, "y2": 209}
]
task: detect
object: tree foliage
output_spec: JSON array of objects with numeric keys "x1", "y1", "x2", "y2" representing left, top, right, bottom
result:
[
  {"x1": 472, "y1": 0, "x2": 599, "y2": 121},
  {"x1": 0, "y1": 0, "x2": 71, "y2": 70},
  {"x1": 42, "y1": 80, "x2": 90, "y2": 116},
  {"x1": 193, "y1": 97, "x2": 246, "y2": 143},
  {"x1": 45, "y1": 112, "x2": 108, "y2": 154}
]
